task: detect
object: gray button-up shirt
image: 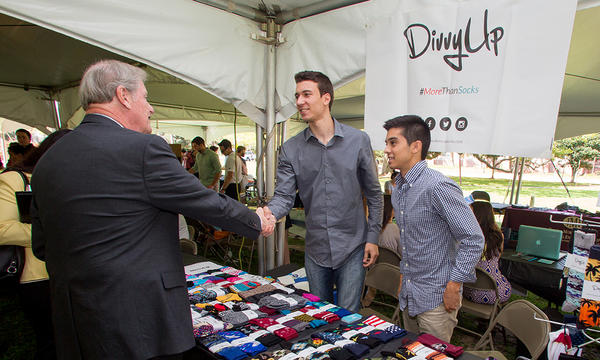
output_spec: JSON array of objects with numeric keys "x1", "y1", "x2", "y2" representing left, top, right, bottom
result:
[
  {"x1": 268, "y1": 118, "x2": 383, "y2": 269},
  {"x1": 393, "y1": 160, "x2": 484, "y2": 316}
]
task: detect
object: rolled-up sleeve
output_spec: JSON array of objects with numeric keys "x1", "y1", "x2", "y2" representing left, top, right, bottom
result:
[{"x1": 431, "y1": 180, "x2": 484, "y2": 283}]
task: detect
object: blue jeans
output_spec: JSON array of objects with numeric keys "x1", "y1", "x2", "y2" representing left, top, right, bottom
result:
[{"x1": 304, "y1": 245, "x2": 366, "y2": 313}]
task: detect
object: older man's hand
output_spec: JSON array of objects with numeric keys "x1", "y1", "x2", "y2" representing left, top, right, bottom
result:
[{"x1": 256, "y1": 207, "x2": 276, "y2": 237}]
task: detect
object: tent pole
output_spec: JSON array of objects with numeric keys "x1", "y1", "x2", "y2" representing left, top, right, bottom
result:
[
  {"x1": 255, "y1": 123, "x2": 265, "y2": 276},
  {"x1": 264, "y1": 18, "x2": 277, "y2": 271},
  {"x1": 509, "y1": 157, "x2": 520, "y2": 204},
  {"x1": 255, "y1": 124, "x2": 264, "y2": 199},
  {"x1": 515, "y1": 157, "x2": 525, "y2": 205}
]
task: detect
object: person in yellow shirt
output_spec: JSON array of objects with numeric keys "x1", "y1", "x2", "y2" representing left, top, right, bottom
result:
[{"x1": 0, "y1": 129, "x2": 70, "y2": 359}]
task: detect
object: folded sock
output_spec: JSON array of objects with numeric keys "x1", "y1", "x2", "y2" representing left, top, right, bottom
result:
[
  {"x1": 219, "y1": 330, "x2": 267, "y2": 356},
  {"x1": 302, "y1": 293, "x2": 321, "y2": 302},
  {"x1": 219, "y1": 309, "x2": 267, "y2": 326},
  {"x1": 341, "y1": 313, "x2": 362, "y2": 324},
  {"x1": 417, "y1": 333, "x2": 463, "y2": 357}
]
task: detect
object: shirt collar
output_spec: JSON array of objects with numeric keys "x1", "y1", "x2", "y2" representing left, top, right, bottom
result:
[
  {"x1": 398, "y1": 160, "x2": 427, "y2": 186},
  {"x1": 91, "y1": 113, "x2": 124, "y2": 128},
  {"x1": 303, "y1": 117, "x2": 344, "y2": 142}
]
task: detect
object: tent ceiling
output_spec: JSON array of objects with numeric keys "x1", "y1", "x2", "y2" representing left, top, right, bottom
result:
[
  {"x1": 194, "y1": 0, "x2": 368, "y2": 24},
  {"x1": 1, "y1": 1, "x2": 600, "y2": 145},
  {"x1": 0, "y1": 12, "x2": 251, "y2": 134}
]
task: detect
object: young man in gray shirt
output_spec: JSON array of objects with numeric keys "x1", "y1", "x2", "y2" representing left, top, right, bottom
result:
[{"x1": 263, "y1": 71, "x2": 382, "y2": 312}]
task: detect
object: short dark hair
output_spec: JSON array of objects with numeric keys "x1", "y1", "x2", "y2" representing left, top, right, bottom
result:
[
  {"x1": 294, "y1": 71, "x2": 334, "y2": 111},
  {"x1": 383, "y1": 115, "x2": 431, "y2": 160},
  {"x1": 16, "y1": 129, "x2": 31, "y2": 139},
  {"x1": 218, "y1": 139, "x2": 232, "y2": 149},
  {"x1": 209, "y1": 145, "x2": 218, "y2": 152},
  {"x1": 21, "y1": 129, "x2": 71, "y2": 172},
  {"x1": 8, "y1": 142, "x2": 27, "y2": 155},
  {"x1": 191, "y1": 137, "x2": 205, "y2": 146}
]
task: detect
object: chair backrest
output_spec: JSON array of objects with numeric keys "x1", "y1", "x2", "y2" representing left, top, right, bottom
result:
[
  {"x1": 377, "y1": 247, "x2": 401, "y2": 266},
  {"x1": 187, "y1": 225, "x2": 196, "y2": 242},
  {"x1": 465, "y1": 267, "x2": 498, "y2": 294},
  {"x1": 494, "y1": 300, "x2": 550, "y2": 360},
  {"x1": 180, "y1": 239, "x2": 198, "y2": 255},
  {"x1": 363, "y1": 263, "x2": 402, "y2": 299}
]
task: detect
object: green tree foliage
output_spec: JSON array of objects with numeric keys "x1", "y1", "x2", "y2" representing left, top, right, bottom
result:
[{"x1": 552, "y1": 134, "x2": 600, "y2": 183}]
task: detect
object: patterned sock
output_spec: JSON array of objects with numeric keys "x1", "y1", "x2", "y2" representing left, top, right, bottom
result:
[
  {"x1": 219, "y1": 309, "x2": 267, "y2": 326},
  {"x1": 333, "y1": 339, "x2": 370, "y2": 358},
  {"x1": 563, "y1": 230, "x2": 596, "y2": 312},
  {"x1": 384, "y1": 325, "x2": 407, "y2": 338},
  {"x1": 330, "y1": 307, "x2": 352, "y2": 318},
  {"x1": 312, "y1": 311, "x2": 340, "y2": 323},
  {"x1": 238, "y1": 324, "x2": 282, "y2": 347},
  {"x1": 217, "y1": 293, "x2": 243, "y2": 302},
  {"x1": 417, "y1": 333, "x2": 464, "y2": 357},
  {"x1": 363, "y1": 315, "x2": 392, "y2": 330},
  {"x1": 580, "y1": 245, "x2": 600, "y2": 327},
  {"x1": 219, "y1": 331, "x2": 267, "y2": 356},
  {"x1": 328, "y1": 347, "x2": 354, "y2": 360},
  {"x1": 258, "y1": 293, "x2": 307, "y2": 310},
  {"x1": 368, "y1": 329, "x2": 394, "y2": 343}
]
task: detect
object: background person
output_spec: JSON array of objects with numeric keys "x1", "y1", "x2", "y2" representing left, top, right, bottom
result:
[
  {"x1": 7, "y1": 142, "x2": 26, "y2": 168},
  {"x1": 384, "y1": 171, "x2": 399, "y2": 195},
  {"x1": 263, "y1": 71, "x2": 382, "y2": 313},
  {"x1": 30, "y1": 59, "x2": 274, "y2": 360},
  {"x1": 236, "y1": 145, "x2": 249, "y2": 199},
  {"x1": 383, "y1": 115, "x2": 483, "y2": 342},
  {"x1": 0, "y1": 129, "x2": 71, "y2": 360},
  {"x1": 463, "y1": 199, "x2": 512, "y2": 304},
  {"x1": 219, "y1": 139, "x2": 244, "y2": 201},
  {"x1": 188, "y1": 136, "x2": 221, "y2": 190},
  {"x1": 16, "y1": 128, "x2": 36, "y2": 157}
]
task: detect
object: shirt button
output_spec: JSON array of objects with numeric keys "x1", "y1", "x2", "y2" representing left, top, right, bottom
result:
[
  {"x1": 407, "y1": 279, "x2": 410, "y2": 282},
  {"x1": 400, "y1": 211, "x2": 404, "y2": 215},
  {"x1": 401, "y1": 229, "x2": 404, "y2": 232},
  {"x1": 409, "y1": 184, "x2": 412, "y2": 187}
]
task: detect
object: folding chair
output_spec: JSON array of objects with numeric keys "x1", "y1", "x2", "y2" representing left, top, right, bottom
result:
[
  {"x1": 187, "y1": 225, "x2": 196, "y2": 243},
  {"x1": 359, "y1": 262, "x2": 402, "y2": 324},
  {"x1": 196, "y1": 222, "x2": 237, "y2": 265},
  {"x1": 180, "y1": 239, "x2": 198, "y2": 255},
  {"x1": 468, "y1": 299, "x2": 551, "y2": 360},
  {"x1": 456, "y1": 267, "x2": 502, "y2": 346},
  {"x1": 377, "y1": 247, "x2": 401, "y2": 266}
]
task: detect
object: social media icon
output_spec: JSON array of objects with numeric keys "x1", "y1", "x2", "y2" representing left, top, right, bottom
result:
[
  {"x1": 425, "y1": 117, "x2": 436, "y2": 130},
  {"x1": 440, "y1": 117, "x2": 451, "y2": 131},
  {"x1": 455, "y1": 117, "x2": 468, "y2": 131}
]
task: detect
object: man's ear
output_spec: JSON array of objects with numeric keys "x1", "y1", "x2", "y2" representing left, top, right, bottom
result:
[
  {"x1": 322, "y1": 92, "x2": 331, "y2": 107},
  {"x1": 115, "y1": 85, "x2": 132, "y2": 109},
  {"x1": 410, "y1": 140, "x2": 422, "y2": 156}
]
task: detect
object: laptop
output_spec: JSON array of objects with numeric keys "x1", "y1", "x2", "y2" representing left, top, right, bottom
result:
[{"x1": 516, "y1": 225, "x2": 566, "y2": 261}]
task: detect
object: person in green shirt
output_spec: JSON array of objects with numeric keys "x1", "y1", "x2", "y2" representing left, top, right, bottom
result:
[{"x1": 188, "y1": 136, "x2": 221, "y2": 189}]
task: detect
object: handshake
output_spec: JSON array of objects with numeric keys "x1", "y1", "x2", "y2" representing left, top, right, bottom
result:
[{"x1": 255, "y1": 206, "x2": 277, "y2": 237}]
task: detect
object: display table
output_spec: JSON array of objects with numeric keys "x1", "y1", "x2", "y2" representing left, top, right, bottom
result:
[
  {"x1": 501, "y1": 207, "x2": 600, "y2": 251},
  {"x1": 181, "y1": 255, "x2": 482, "y2": 359},
  {"x1": 499, "y1": 249, "x2": 566, "y2": 305}
]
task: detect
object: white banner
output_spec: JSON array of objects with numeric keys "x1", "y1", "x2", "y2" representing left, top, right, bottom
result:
[{"x1": 365, "y1": 0, "x2": 577, "y2": 157}]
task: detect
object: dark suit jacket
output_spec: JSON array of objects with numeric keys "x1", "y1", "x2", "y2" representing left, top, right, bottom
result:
[{"x1": 31, "y1": 114, "x2": 261, "y2": 359}]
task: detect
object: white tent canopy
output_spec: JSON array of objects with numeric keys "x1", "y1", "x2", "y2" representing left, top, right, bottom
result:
[
  {"x1": 1, "y1": 0, "x2": 600, "y2": 272},
  {"x1": 1, "y1": 0, "x2": 599, "y2": 141}
]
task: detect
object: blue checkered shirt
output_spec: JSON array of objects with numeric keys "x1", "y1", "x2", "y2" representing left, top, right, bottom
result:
[{"x1": 392, "y1": 161, "x2": 483, "y2": 316}]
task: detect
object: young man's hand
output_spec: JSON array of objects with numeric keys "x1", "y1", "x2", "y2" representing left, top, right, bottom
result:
[{"x1": 363, "y1": 243, "x2": 379, "y2": 267}]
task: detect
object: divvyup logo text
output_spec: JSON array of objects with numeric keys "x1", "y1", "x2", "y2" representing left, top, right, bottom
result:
[{"x1": 403, "y1": 9, "x2": 504, "y2": 71}]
